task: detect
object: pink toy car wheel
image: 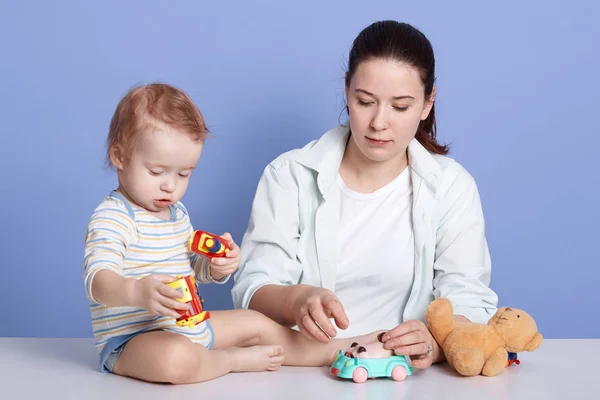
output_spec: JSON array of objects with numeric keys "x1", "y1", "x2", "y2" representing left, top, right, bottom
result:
[
  {"x1": 391, "y1": 365, "x2": 408, "y2": 381},
  {"x1": 352, "y1": 367, "x2": 368, "y2": 383}
]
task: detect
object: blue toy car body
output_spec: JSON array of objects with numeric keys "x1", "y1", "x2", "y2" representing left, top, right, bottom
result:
[{"x1": 330, "y1": 350, "x2": 413, "y2": 383}]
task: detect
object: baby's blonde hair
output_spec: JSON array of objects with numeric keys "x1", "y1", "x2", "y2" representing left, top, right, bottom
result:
[{"x1": 106, "y1": 83, "x2": 208, "y2": 167}]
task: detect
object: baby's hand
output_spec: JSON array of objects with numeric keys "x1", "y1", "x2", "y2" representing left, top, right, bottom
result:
[
  {"x1": 209, "y1": 232, "x2": 241, "y2": 280},
  {"x1": 132, "y1": 274, "x2": 189, "y2": 318}
]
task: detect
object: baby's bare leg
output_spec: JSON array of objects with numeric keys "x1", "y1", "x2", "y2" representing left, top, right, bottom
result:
[
  {"x1": 210, "y1": 309, "x2": 385, "y2": 366},
  {"x1": 112, "y1": 330, "x2": 281, "y2": 384}
]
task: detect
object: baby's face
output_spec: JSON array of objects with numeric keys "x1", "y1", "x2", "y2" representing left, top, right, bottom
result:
[{"x1": 116, "y1": 125, "x2": 203, "y2": 217}]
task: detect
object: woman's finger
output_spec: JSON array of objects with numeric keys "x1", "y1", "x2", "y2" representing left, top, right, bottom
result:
[
  {"x1": 410, "y1": 355, "x2": 434, "y2": 369},
  {"x1": 300, "y1": 311, "x2": 330, "y2": 343},
  {"x1": 383, "y1": 330, "x2": 424, "y2": 350},
  {"x1": 392, "y1": 342, "x2": 431, "y2": 357},
  {"x1": 297, "y1": 315, "x2": 323, "y2": 342},
  {"x1": 382, "y1": 320, "x2": 425, "y2": 342},
  {"x1": 309, "y1": 303, "x2": 337, "y2": 338},
  {"x1": 322, "y1": 294, "x2": 349, "y2": 330}
]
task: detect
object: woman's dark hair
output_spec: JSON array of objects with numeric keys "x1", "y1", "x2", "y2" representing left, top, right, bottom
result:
[{"x1": 345, "y1": 20, "x2": 449, "y2": 155}]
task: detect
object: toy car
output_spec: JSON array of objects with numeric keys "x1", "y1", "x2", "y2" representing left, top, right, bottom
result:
[
  {"x1": 167, "y1": 275, "x2": 210, "y2": 328},
  {"x1": 189, "y1": 230, "x2": 230, "y2": 258},
  {"x1": 330, "y1": 349, "x2": 412, "y2": 383}
]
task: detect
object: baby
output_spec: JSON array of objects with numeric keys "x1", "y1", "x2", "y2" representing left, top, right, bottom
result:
[{"x1": 83, "y1": 83, "x2": 384, "y2": 384}]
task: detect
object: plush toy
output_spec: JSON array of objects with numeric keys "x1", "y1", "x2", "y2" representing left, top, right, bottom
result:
[{"x1": 424, "y1": 298, "x2": 543, "y2": 377}]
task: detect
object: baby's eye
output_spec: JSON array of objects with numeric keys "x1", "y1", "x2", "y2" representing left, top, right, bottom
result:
[
  {"x1": 179, "y1": 173, "x2": 190, "y2": 178},
  {"x1": 149, "y1": 170, "x2": 163, "y2": 176}
]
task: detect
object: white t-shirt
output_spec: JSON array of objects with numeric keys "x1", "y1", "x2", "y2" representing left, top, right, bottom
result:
[{"x1": 333, "y1": 167, "x2": 415, "y2": 338}]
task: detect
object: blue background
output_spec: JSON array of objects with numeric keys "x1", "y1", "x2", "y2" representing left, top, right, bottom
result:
[{"x1": 1, "y1": 0, "x2": 598, "y2": 339}]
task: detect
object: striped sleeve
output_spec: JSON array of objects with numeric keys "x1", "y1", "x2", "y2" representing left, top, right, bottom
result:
[{"x1": 83, "y1": 202, "x2": 136, "y2": 303}]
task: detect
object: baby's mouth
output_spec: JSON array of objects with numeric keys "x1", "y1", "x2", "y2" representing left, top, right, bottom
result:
[{"x1": 155, "y1": 199, "x2": 171, "y2": 208}]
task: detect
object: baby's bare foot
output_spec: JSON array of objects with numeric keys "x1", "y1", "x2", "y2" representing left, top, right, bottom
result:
[{"x1": 230, "y1": 345, "x2": 284, "y2": 372}]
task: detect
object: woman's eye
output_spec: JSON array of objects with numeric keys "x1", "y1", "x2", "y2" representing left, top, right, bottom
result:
[
  {"x1": 393, "y1": 106, "x2": 409, "y2": 112},
  {"x1": 357, "y1": 100, "x2": 372, "y2": 107}
]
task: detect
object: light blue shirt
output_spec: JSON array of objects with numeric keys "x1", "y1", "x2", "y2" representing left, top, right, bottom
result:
[{"x1": 232, "y1": 122, "x2": 498, "y2": 325}]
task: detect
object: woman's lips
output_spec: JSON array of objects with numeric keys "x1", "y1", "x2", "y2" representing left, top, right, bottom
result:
[{"x1": 366, "y1": 137, "x2": 391, "y2": 145}]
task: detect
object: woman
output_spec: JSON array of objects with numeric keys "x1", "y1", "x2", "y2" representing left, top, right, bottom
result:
[{"x1": 231, "y1": 20, "x2": 498, "y2": 369}]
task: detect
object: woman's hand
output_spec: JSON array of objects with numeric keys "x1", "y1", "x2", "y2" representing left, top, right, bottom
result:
[
  {"x1": 380, "y1": 320, "x2": 443, "y2": 369},
  {"x1": 290, "y1": 285, "x2": 349, "y2": 343}
]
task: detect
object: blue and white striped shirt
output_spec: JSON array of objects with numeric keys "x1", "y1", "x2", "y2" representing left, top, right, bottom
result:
[{"x1": 83, "y1": 191, "x2": 224, "y2": 353}]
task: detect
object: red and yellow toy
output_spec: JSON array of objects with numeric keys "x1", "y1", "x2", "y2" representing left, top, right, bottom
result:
[
  {"x1": 168, "y1": 275, "x2": 210, "y2": 328},
  {"x1": 189, "y1": 230, "x2": 231, "y2": 259},
  {"x1": 506, "y1": 352, "x2": 520, "y2": 367}
]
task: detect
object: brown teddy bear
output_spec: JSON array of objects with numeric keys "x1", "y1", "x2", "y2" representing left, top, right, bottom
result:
[{"x1": 425, "y1": 298, "x2": 543, "y2": 377}]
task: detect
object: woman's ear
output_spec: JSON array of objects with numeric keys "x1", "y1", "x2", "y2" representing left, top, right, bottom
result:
[
  {"x1": 345, "y1": 74, "x2": 350, "y2": 112},
  {"x1": 421, "y1": 86, "x2": 436, "y2": 120},
  {"x1": 109, "y1": 145, "x2": 125, "y2": 171}
]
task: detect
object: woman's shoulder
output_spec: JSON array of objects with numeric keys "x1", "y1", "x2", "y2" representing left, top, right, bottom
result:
[
  {"x1": 267, "y1": 140, "x2": 318, "y2": 170},
  {"x1": 428, "y1": 153, "x2": 482, "y2": 204},
  {"x1": 256, "y1": 141, "x2": 320, "y2": 192},
  {"x1": 266, "y1": 123, "x2": 349, "y2": 172},
  {"x1": 431, "y1": 153, "x2": 470, "y2": 178}
]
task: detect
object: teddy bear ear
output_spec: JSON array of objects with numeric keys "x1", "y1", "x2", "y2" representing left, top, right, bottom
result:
[{"x1": 525, "y1": 333, "x2": 543, "y2": 352}]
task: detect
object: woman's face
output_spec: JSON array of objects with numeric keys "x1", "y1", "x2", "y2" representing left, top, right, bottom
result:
[{"x1": 345, "y1": 58, "x2": 434, "y2": 164}]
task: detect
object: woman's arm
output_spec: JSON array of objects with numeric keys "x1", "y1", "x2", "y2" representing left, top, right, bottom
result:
[
  {"x1": 232, "y1": 161, "x2": 349, "y2": 341},
  {"x1": 248, "y1": 284, "x2": 305, "y2": 327},
  {"x1": 433, "y1": 164, "x2": 499, "y2": 323},
  {"x1": 231, "y1": 162, "x2": 304, "y2": 314},
  {"x1": 250, "y1": 283, "x2": 348, "y2": 342}
]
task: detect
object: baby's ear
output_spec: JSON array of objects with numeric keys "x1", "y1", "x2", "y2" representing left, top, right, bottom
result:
[
  {"x1": 109, "y1": 144, "x2": 125, "y2": 170},
  {"x1": 525, "y1": 333, "x2": 543, "y2": 352}
]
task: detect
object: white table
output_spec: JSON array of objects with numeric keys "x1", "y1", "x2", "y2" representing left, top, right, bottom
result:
[{"x1": 1, "y1": 338, "x2": 597, "y2": 399}]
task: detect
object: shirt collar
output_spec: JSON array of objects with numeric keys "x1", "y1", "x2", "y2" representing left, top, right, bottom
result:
[{"x1": 297, "y1": 121, "x2": 444, "y2": 195}]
